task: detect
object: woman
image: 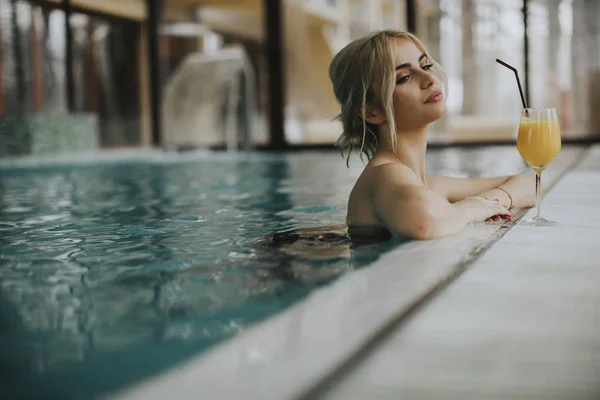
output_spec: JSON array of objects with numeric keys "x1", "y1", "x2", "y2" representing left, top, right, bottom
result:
[{"x1": 329, "y1": 30, "x2": 536, "y2": 240}]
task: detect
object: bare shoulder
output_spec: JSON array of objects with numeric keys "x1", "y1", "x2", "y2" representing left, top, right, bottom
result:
[
  {"x1": 353, "y1": 162, "x2": 417, "y2": 197},
  {"x1": 347, "y1": 162, "x2": 422, "y2": 225},
  {"x1": 370, "y1": 162, "x2": 421, "y2": 186}
]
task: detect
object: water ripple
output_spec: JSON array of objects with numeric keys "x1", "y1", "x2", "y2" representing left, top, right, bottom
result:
[{"x1": 0, "y1": 147, "x2": 530, "y2": 395}]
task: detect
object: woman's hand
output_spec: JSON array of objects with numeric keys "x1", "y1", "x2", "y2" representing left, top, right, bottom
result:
[{"x1": 453, "y1": 196, "x2": 512, "y2": 223}]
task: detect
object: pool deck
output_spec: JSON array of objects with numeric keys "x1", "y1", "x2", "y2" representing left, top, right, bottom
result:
[
  {"x1": 321, "y1": 146, "x2": 600, "y2": 400},
  {"x1": 115, "y1": 145, "x2": 598, "y2": 400}
]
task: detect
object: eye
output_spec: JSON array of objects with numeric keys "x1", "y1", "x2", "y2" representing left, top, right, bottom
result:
[
  {"x1": 396, "y1": 75, "x2": 410, "y2": 84},
  {"x1": 422, "y1": 63, "x2": 434, "y2": 70}
]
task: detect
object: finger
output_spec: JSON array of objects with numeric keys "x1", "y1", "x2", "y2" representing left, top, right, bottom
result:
[
  {"x1": 489, "y1": 210, "x2": 509, "y2": 220},
  {"x1": 486, "y1": 217, "x2": 492, "y2": 222},
  {"x1": 496, "y1": 205, "x2": 511, "y2": 215}
]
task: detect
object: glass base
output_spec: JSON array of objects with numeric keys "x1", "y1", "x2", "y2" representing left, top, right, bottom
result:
[{"x1": 521, "y1": 215, "x2": 557, "y2": 226}]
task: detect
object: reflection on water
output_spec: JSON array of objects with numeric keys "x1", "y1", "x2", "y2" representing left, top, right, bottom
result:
[{"x1": 0, "y1": 148, "x2": 529, "y2": 398}]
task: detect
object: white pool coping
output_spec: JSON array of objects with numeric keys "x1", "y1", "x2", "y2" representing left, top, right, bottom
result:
[{"x1": 112, "y1": 147, "x2": 583, "y2": 400}]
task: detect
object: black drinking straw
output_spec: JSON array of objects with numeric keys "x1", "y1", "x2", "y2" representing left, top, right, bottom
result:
[{"x1": 496, "y1": 58, "x2": 529, "y2": 114}]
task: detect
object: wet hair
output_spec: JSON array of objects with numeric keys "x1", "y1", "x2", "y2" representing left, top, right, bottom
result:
[{"x1": 328, "y1": 30, "x2": 446, "y2": 166}]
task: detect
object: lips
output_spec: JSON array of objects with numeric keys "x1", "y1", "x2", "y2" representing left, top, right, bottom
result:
[{"x1": 425, "y1": 91, "x2": 443, "y2": 103}]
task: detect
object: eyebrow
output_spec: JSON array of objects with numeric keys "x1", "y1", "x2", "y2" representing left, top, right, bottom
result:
[{"x1": 395, "y1": 53, "x2": 428, "y2": 70}]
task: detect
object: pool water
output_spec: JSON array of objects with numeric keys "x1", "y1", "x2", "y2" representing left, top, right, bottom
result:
[{"x1": 0, "y1": 148, "x2": 529, "y2": 398}]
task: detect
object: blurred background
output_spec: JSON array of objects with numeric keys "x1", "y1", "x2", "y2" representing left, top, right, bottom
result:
[{"x1": 1, "y1": 0, "x2": 599, "y2": 154}]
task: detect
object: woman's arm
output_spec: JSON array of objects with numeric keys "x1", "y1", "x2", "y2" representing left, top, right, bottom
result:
[
  {"x1": 477, "y1": 174, "x2": 537, "y2": 209},
  {"x1": 426, "y1": 175, "x2": 511, "y2": 202},
  {"x1": 427, "y1": 174, "x2": 537, "y2": 209},
  {"x1": 374, "y1": 166, "x2": 511, "y2": 240}
]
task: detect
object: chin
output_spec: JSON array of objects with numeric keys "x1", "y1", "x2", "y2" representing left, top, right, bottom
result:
[
  {"x1": 436, "y1": 100, "x2": 448, "y2": 114},
  {"x1": 426, "y1": 104, "x2": 447, "y2": 123},
  {"x1": 438, "y1": 104, "x2": 448, "y2": 118}
]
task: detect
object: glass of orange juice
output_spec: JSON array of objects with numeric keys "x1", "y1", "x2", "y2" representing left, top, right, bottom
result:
[{"x1": 517, "y1": 108, "x2": 562, "y2": 226}]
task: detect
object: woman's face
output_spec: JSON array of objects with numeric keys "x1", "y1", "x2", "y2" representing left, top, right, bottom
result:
[{"x1": 373, "y1": 38, "x2": 447, "y2": 131}]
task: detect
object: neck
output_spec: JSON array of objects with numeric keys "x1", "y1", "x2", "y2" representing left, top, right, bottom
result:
[{"x1": 377, "y1": 125, "x2": 428, "y2": 184}]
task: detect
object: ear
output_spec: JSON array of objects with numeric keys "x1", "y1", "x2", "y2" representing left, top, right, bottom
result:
[{"x1": 357, "y1": 104, "x2": 386, "y2": 125}]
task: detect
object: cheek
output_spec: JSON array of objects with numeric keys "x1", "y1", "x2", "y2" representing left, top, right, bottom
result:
[
  {"x1": 392, "y1": 89, "x2": 419, "y2": 120},
  {"x1": 391, "y1": 85, "x2": 446, "y2": 128}
]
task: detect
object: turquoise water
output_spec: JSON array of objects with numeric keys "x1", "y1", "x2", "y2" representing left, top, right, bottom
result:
[
  {"x1": 0, "y1": 151, "x2": 391, "y2": 398},
  {"x1": 0, "y1": 148, "x2": 529, "y2": 398}
]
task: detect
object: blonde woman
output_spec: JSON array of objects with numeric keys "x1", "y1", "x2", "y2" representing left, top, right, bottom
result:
[{"x1": 330, "y1": 30, "x2": 536, "y2": 240}]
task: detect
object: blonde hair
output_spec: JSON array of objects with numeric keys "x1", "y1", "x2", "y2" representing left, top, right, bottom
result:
[{"x1": 328, "y1": 30, "x2": 446, "y2": 166}]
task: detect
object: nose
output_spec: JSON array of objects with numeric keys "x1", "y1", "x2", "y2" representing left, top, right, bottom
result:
[{"x1": 420, "y1": 70, "x2": 435, "y2": 90}]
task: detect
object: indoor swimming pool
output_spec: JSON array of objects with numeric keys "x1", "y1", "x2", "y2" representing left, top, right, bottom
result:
[{"x1": 0, "y1": 146, "x2": 531, "y2": 398}]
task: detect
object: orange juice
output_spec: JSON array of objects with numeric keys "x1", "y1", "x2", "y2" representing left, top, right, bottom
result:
[{"x1": 517, "y1": 119, "x2": 561, "y2": 173}]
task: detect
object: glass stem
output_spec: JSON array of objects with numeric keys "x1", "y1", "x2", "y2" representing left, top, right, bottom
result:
[{"x1": 535, "y1": 172, "x2": 542, "y2": 219}]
